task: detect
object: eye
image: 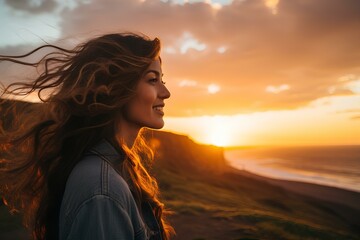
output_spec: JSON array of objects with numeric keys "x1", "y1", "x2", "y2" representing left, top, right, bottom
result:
[
  {"x1": 148, "y1": 78, "x2": 158, "y2": 84},
  {"x1": 161, "y1": 80, "x2": 166, "y2": 85}
]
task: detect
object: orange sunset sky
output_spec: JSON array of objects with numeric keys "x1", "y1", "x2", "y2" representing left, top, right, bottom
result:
[{"x1": 0, "y1": 0, "x2": 359, "y2": 147}]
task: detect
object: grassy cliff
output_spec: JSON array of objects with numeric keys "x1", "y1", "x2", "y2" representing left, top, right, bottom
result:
[
  {"x1": 147, "y1": 130, "x2": 360, "y2": 240},
  {"x1": 1, "y1": 101, "x2": 360, "y2": 239}
]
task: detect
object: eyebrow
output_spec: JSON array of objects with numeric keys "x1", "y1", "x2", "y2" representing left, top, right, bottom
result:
[{"x1": 145, "y1": 70, "x2": 164, "y2": 77}]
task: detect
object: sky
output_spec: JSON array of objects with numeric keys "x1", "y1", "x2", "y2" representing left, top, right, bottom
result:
[{"x1": 0, "y1": 0, "x2": 359, "y2": 146}]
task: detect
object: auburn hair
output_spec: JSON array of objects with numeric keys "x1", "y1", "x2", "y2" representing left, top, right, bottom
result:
[{"x1": 0, "y1": 33, "x2": 173, "y2": 239}]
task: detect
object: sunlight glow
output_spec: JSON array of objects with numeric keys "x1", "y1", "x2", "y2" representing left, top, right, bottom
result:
[
  {"x1": 207, "y1": 84, "x2": 220, "y2": 94},
  {"x1": 264, "y1": 0, "x2": 280, "y2": 15},
  {"x1": 207, "y1": 116, "x2": 233, "y2": 146},
  {"x1": 164, "y1": 95, "x2": 360, "y2": 147}
]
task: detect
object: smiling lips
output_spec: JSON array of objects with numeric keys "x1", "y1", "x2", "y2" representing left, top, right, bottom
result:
[{"x1": 153, "y1": 104, "x2": 165, "y2": 115}]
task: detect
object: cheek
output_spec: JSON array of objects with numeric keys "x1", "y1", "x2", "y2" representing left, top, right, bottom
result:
[
  {"x1": 137, "y1": 89, "x2": 156, "y2": 107},
  {"x1": 124, "y1": 95, "x2": 152, "y2": 119},
  {"x1": 123, "y1": 85, "x2": 157, "y2": 118}
]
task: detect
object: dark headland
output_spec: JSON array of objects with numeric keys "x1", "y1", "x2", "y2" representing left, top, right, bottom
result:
[
  {"x1": 1, "y1": 100, "x2": 359, "y2": 240},
  {"x1": 148, "y1": 130, "x2": 360, "y2": 240}
]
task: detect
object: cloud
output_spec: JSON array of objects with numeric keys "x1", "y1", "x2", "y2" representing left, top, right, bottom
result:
[
  {"x1": 5, "y1": 0, "x2": 58, "y2": 14},
  {"x1": 338, "y1": 74, "x2": 357, "y2": 82},
  {"x1": 178, "y1": 32, "x2": 207, "y2": 54},
  {"x1": 336, "y1": 109, "x2": 360, "y2": 114},
  {"x1": 334, "y1": 107, "x2": 360, "y2": 121},
  {"x1": 216, "y1": 46, "x2": 227, "y2": 54},
  {"x1": 0, "y1": 43, "x2": 42, "y2": 86},
  {"x1": 266, "y1": 84, "x2": 290, "y2": 94},
  {"x1": 178, "y1": 79, "x2": 198, "y2": 87},
  {"x1": 350, "y1": 115, "x2": 360, "y2": 120},
  {"x1": 2, "y1": 0, "x2": 360, "y2": 116},
  {"x1": 164, "y1": 46, "x2": 177, "y2": 54},
  {"x1": 326, "y1": 75, "x2": 360, "y2": 95},
  {"x1": 344, "y1": 80, "x2": 360, "y2": 94},
  {"x1": 163, "y1": 32, "x2": 207, "y2": 54}
]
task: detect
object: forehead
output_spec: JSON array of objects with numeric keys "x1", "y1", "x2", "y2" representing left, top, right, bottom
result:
[{"x1": 146, "y1": 58, "x2": 162, "y2": 73}]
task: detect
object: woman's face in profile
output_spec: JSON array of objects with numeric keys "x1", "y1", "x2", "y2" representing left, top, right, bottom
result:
[{"x1": 122, "y1": 58, "x2": 171, "y2": 130}]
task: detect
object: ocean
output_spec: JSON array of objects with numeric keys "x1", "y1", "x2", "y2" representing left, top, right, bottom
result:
[{"x1": 224, "y1": 145, "x2": 360, "y2": 193}]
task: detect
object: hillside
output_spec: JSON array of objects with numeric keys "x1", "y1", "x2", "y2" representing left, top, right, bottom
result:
[
  {"x1": 1, "y1": 101, "x2": 360, "y2": 239},
  {"x1": 146, "y1": 130, "x2": 360, "y2": 240},
  {"x1": 146, "y1": 130, "x2": 227, "y2": 173}
]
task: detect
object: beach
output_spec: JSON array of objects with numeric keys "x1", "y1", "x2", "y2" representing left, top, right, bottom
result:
[
  {"x1": 1, "y1": 130, "x2": 360, "y2": 239},
  {"x1": 225, "y1": 145, "x2": 360, "y2": 193},
  {"x1": 149, "y1": 131, "x2": 360, "y2": 240}
]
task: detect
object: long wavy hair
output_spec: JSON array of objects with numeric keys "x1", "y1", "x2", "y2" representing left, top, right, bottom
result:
[{"x1": 0, "y1": 33, "x2": 173, "y2": 239}]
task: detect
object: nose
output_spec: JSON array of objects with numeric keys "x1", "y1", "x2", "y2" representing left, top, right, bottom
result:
[{"x1": 159, "y1": 83, "x2": 171, "y2": 99}]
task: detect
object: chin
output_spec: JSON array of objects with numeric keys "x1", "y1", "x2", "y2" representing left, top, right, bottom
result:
[{"x1": 147, "y1": 120, "x2": 165, "y2": 129}]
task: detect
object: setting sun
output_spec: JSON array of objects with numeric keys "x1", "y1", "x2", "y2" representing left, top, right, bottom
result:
[
  {"x1": 206, "y1": 116, "x2": 232, "y2": 146},
  {"x1": 1, "y1": 1, "x2": 360, "y2": 239},
  {"x1": 164, "y1": 94, "x2": 360, "y2": 147}
]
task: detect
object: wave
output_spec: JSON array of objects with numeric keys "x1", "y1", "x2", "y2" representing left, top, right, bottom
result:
[{"x1": 225, "y1": 147, "x2": 360, "y2": 193}]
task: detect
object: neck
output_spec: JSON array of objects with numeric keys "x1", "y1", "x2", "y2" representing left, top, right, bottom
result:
[
  {"x1": 115, "y1": 119, "x2": 141, "y2": 149},
  {"x1": 117, "y1": 132, "x2": 138, "y2": 149}
]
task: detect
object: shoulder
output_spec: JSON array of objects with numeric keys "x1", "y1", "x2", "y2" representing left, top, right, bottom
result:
[
  {"x1": 59, "y1": 139, "x2": 149, "y2": 239},
  {"x1": 59, "y1": 154, "x2": 146, "y2": 239},
  {"x1": 62, "y1": 154, "x2": 132, "y2": 210},
  {"x1": 61, "y1": 194, "x2": 147, "y2": 240},
  {"x1": 59, "y1": 154, "x2": 147, "y2": 240}
]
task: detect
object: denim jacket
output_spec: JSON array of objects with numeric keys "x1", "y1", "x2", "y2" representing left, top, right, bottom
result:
[{"x1": 59, "y1": 139, "x2": 163, "y2": 240}]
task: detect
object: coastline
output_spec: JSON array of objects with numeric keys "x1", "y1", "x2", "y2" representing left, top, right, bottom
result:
[
  {"x1": 224, "y1": 146, "x2": 360, "y2": 194},
  {"x1": 1, "y1": 129, "x2": 360, "y2": 239},
  {"x1": 164, "y1": 164, "x2": 360, "y2": 239},
  {"x1": 227, "y1": 166, "x2": 360, "y2": 211}
]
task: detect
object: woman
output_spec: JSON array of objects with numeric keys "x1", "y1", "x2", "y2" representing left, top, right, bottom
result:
[{"x1": 0, "y1": 33, "x2": 174, "y2": 240}]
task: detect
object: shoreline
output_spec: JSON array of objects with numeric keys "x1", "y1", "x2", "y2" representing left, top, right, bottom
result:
[
  {"x1": 225, "y1": 158, "x2": 360, "y2": 194},
  {"x1": 226, "y1": 166, "x2": 360, "y2": 211},
  {"x1": 224, "y1": 145, "x2": 360, "y2": 195}
]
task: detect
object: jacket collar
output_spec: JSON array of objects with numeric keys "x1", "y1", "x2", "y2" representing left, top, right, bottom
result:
[
  {"x1": 88, "y1": 139, "x2": 163, "y2": 240},
  {"x1": 87, "y1": 138, "x2": 125, "y2": 165}
]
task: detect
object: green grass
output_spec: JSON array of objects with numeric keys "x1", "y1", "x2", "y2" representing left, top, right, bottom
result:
[
  {"x1": 1, "y1": 167, "x2": 359, "y2": 240},
  {"x1": 155, "y1": 168, "x2": 360, "y2": 240}
]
